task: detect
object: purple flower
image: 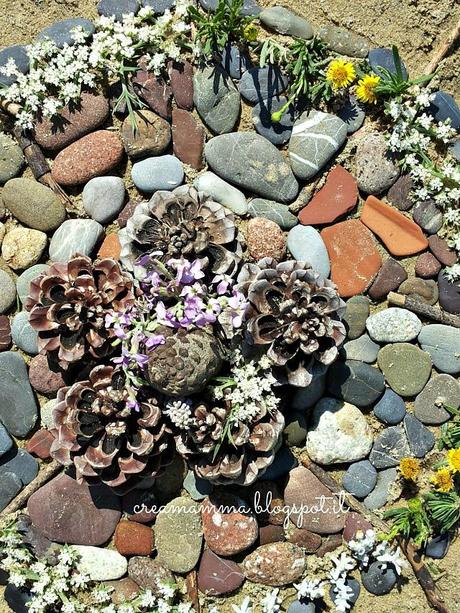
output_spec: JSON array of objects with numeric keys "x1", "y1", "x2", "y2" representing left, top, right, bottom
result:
[
  {"x1": 169, "y1": 258, "x2": 205, "y2": 285},
  {"x1": 145, "y1": 334, "x2": 166, "y2": 349},
  {"x1": 156, "y1": 301, "x2": 177, "y2": 328}
]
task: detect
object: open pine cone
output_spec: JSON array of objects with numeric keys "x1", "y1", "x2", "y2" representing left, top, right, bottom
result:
[
  {"x1": 50, "y1": 365, "x2": 174, "y2": 493},
  {"x1": 25, "y1": 255, "x2": 135, "y2": 370},
  {"x1": 236, "y1": 258, "x2": 346, "y2": 387},
  {"x1": 119, "y1": 185, "x2": 241, "y2": 277}
]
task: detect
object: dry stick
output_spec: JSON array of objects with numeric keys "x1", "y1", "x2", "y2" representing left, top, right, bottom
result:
[
  {"x1": 185, "y1": 570, "x2": 201, "y2": 612},
  {"x1": 300, "y1": 455, "x2": 449, "y2": 613},
  {"x1": 424, "y1": 16, "x2": 460, "y2": 75},
  {"x1": 388, "y1": 292, "x2": 460, "y2": 328}
]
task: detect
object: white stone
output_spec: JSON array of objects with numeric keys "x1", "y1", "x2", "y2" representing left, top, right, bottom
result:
[
  {"x1": 194, "y1": 171, "x2": 248, "y2": 215},
  {"x1": 72, "y1": 545, "x2": 127, "y2": 581},
  {"x1": 82, "y1": 176, "x2": 125, "y2": 224},
  {"x1": 366, "y1": 307, "x2": 422, "y2": 343}
]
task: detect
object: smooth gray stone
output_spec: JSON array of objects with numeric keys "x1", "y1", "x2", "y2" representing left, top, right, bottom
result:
[
  {"x1": 342, "y1": 334, "x2": 379, "y2": 363},
  {"x1": 220, "y1": 43, "x2": 251, "y2": 79},
  {"x1": 363, "y1": 467, "x2": 397, "y2": 510},
  {"x1": 342, "y1": 460, "x2": 377, "y2": 498},
  {"x1": 260, "y1": 6, "x2": 313, "y2": 39},
  {"x1": 131, "y1": 156, "x2": 183, "y2": 193},
  {"x1": 425, "y1": 534, "x2": 450, "y2": 559},
  {"x1": 82, "y1": 176, "x2": 126, "y2": 223},
  {"x1": 366, "y1": 307, "x2": 422, "y2": 343},
  {"x1": 248, "y1": 198, "x2": 297, "y2": 230},
  {"x1": 429, "y1": 91, "x2": 460, "y2": 131},
  {"x1": 326, "y1": 359, "x2": 385, "y2": 407},
  {"x1": 49, "y1": 219, "x2": 104, "y2": 262},
  {"x1": 368, "y1": 48, "x2": 408, "y2": 79},
  {"x1": 37, "y1": 18, "x2": 95, "y2": 48},
  {"x1": 193, "y1": 66, "x2": 241, "y2": 134},
  {"x1": 403, "y1": 414, "x2": 435, "y2": 458},
  {"x1": 252, "y1": 96, "x2": 294, "y2": 145},
  {"x1": 0, "y1": 134, "x2": 25, "y2": 184},
  {"x1": 199, "y1": 0, "x2": 261, "y2": 16},
  {"x1": 449, "y1": 139, "x2": 460, "y2": 162},
  {"x1": 373, "y1": 388, "x2": 406, "y2": 425},
  {"x1": 143, "y1": 0, "x2": 175, "y2": 14},
  {"x1": 0, "y1": 423, "x2": 13, "y2": 457},
  {"x1": 344, "y1": 296, "x2": 369, "y2": 339},
  {"x1": 0, "y1": 46, "x2": 29, "y2": 87},
  {"x1": 0, "y1": 471, "x2": 22, "y2": 512},
  {"x1": 414, "y1": 374, "x2": 460, "y2": 425},
  {"x1": 11, "y1": 312, "x2": 39, "y2": 355},
  {"x1": 337, "y1": 95, "x2": 365, "y2": 134},
  {"x1": 418, "y1": 324, "x2": 460, "y2": 374},
  {"x1": 319, "y1": 25, "x2": 370, "y2": 57},
  {"x1": 0, "y1": 351, "x2": 38, "y2": 437},
  {"x1": 16, "y1": 265, "x2": 49, "y2": 305},
  {"x1": 239, "y1": 66, "x2": 288, "y2": 103},
  {"x1": 98, "y1": 0, "x2": 140, "y2": 20},
  {"x1": 287, "y1": 225, "x2": 330, "y2": 277},
  {"x1": 369, "y1": 426, "x2": 410, "y2": 469},
  {"x1": 291, "y1": 371, "x2": 326, "y2": 410},
  {"x1": 412, "y1": 200, "x2": 443, "y2": 234},
  {"x1": 361, "y1": 560, "x2": 397, "y2": 594},
  {"x1": 0, "y1": 447, "x2": 38, "y2": 486}
]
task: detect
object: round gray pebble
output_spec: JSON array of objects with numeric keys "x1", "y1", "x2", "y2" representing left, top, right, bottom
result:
[
  {"x1": 83, "y1": 176, "x2": 126, "y2": 223},
  {"x1": 342, "y1": 460, "x2": 377, "y2": 498},
  {"x1": 11, "y1": 311, "x2": 39, "y2": 355},
  {"x1": 373, "y1": 388, "x2": 406, "y2": 425},
  {"x1": 252, "y1": 96, "x2": 294, "y2": 145},
  {"x1": 16, "y1": 265, "x2": 49, "y2": 305},
  {"x1": 132, "y1": 155, "x2": 184, "y2": 193},
  {"x1": 361, "y1": 561, "x2": 397, "y2": 595}
]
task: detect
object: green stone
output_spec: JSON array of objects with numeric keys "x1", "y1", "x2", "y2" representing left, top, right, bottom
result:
[{"x1": 377, "y1": 343, "x2": 432, "y2": 397}]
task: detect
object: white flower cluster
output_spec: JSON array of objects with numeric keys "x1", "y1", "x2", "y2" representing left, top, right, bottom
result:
[
  {"x1": 328, "y1": 552, "x2": 357, "y2": 613},
  {"x1": 294, "y1": 576, "x2": 325, "y2": 601},
  {"x1": 165, "y1": 398, "x2": 195, "y2": 428}
]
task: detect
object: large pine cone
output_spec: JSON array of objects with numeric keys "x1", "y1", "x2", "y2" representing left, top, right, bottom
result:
[
  {"x1": 147, "y1": 326, "x2": 223, "y2": 397},
  {"x1": 50, "y1": 365, "x2": 174, "y2": 493}
]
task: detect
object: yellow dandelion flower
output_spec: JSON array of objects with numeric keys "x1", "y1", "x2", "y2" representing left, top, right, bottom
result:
[
  {"x1": 326, "y1": 59, "x2": 356, "y2": 90},
  {"x1": 356, "y1": 73, "x2": 381, "y2": 104},
  {"x1": 447, "y1": 448, "x2": 460, "y2": 473},
  {"x1": 243, "y1": 24, "x2": 258, "y2": 42},
  {"x1": 399, "y1": 457, "x2": 420, "y2": 481},
  {"x1": 431, "y1": 468, "x2": 454, "y2": 492}
]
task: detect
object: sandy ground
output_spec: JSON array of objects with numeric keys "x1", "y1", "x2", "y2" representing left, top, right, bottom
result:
[{"x1": 0, "y1": 0, "x2": 459, "y2": 612}]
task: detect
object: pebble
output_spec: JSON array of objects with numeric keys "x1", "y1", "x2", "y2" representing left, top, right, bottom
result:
[
  {"x1": 239, "y1": 66, "x2": 288, "y2": 103},
  {"x1": 199, "y1": 0, "x2": 261, "y2": 15},
  {"x1": 0, "y1": 447, "x2": 38, "y2": 486},
  {"x1": 361, "y1": 560, "x2": 397, "y2": 595},
  {"x1": 415, "y1": 252, "x2": 441, "y2": 278},
  {"x1": 2, "y1": 227, "x2": 47, "y2": 270},
  {"x1": 193, "y1": 66, "x2": 240, "y2": 134},
  {"x1": 368, "y1": 258, "x2": 408, "y2": 301},
  {"x1": 183, "y1": 471, "x2": 213, "y2": 501},
  {"x1": 398, "y1": 278, "x2": 438, "y2": 306},
  {"x1": 255, "y1": 525, "x2": 283, "y2": 545},
  {"x1": 242, "y1": 543, "x2": 305, "y2": 586},
  {"x1": 0, "y1": 351, "x2": 38, "y2": 437},
  {"x1": 368, "y1": 48, "x2": 408, "y2": 79},
  {"x1": 143, "y1": 0, "x2": 176, "y2": 13},
  {"x1": 369, "y1": 426, "x2": 410, "y2": 469},
  {"x1": 114, "y1": 520, "x2": 154, "y2": 556},
  {"x1": 108, "y1": 578, "x2": 140, "y2": 605},
  {"x1": 428, "y1": 91, "x2": 460, "y2": 131},
  {"x1": 248, "y1": 198, "x2": 297, "y2": 230},
  {"x1": 404, "y1": 413, "x2": 435, "y2": 458},
  {"x1": 0, "y1": 46, "x2": 29, "y2": 87},
  {"x1": 341, "y1": 334, "x2": 379, "y2": 363},
  {"x1": 425, "y1": 534, "x2": 450, "y2": 559},
  {"x1": 291, "y1": 372, "x2": 326, "y2": 410},
  {"x1": 356, "y1": 133, "x2": 399, "y2": 194},
  {"x1": 3, "y1": 178, "x2": 66, "y2": 232},
  {"x1": 378, "y1": 343, "x2": 432, "y2": 396},
  {"x1": 27, "y1": 473, "x2": 121, "y2": 545},
  {"x1": 11, "y1": 311, "x2": 38, "y2": 355},
  {"x1": 361, "y1": 195, "x2": 428, "y2": 256},
  {"x1": 289, "y1": 110, "x2": 347, "y2": 181},
  {"x1": 117, "y1": 199, "x2": 140, "y2": 228},
  {"x1": 34, "y1": 92, "x2": 110, "y2": 151},
  {"x1": 374, "y1": 388, "x2": 406, "y2": 425},
  {"x1": 98, "y1": 233, "x2": 121, "y2": 260},
  {"x1": 337, "y1": 95, "x2": 365, "y2": 134},
  {"x1": 283, "y1": 412, "x2": 307, "y2": 447},
  {"x1": 49, "y1": 219, "x2": 104, "y2": 261},
  {"x1": 0, "y1": 315, "x2": 11, "y2": 351},
  {"x1": 252, "y1": 96, "x2": 294, "y2": 145},
  {"x1": 51, "y1": 130, "x2": 124, "y2": 186},
  {"x1": 131, "y1": 155, "x2": 184, "y2": 193},
  {"x1": 299, "y1": 165, "x2": 358, "y2": 225},
  {"x1": 194, "y1": 171, "x2": 247, "y2": 215},
  {"x1": 438, "y1": 271, "x2": 460, "y2": 314},
  {"x1": 40, "y1": 398, "x2": 57, "y2": 429},
  {"x1": 37, "y1": 18, "x2": 95, "y2": 48},
  {"x1": 0, "y1": 423, "x2": 12, "y2": 457},
  {"x1": 122, "y1": 489, "x2": 158, "y2": 524},
  {"x1": 197, "y1": 549, "x2": 245, "y2": 595},
  {"x1": 0, "y1": 134, "x2": 24, "y2": 184},
  {"x1": 26, "y1": 428, "x2": 54, "y2": 460},
  {"x1": 321, "y1": 220, "x2": 381, "y2": 297},
  {"x1": 220, "y1": 43, "x2": 251, "y2": 80},
  {"x1": 450, "y1": 139, "x2": 460, "y2": 162},
  {"x1": 387, "y1": 174, "x2": 413, "y2": 211},
  {"x1": 246, "y1": 217, "x2": 286, "y2": 261},
  {"x1": 28, "y1": 354, "x2": 65, "y2": 396},
  {"x1": 16, "y1": 514, "x2": 53, "y2": 558},
  {"x1": 287, "y1": 225, "x2": 330, "y2": 277},
  {"x1": 155, "y1": 496, "x2": 203, "y2": 573},
  {"x1": 343, "y1": 295, "x2": 369, "y2": 339},
  {"x1": 82, "y1": 176, "x2": 126, "y2": 224},
  {"x1": 259, "y1": 6, "x2": 313, "y2": 38},
  {"x1": 134, "y1": 70, "x2": 172, "y2": 120},
  {"x1": 0, "y1": 471, "x2": 21, "y2": 511},
  {"x1": 327, "y1": 360, "x2": 384, "y2": 407},
  {"x1": 128, "y1": 557, "x2": 174, "y2": 595},
  {"x1": 72, "y1": 546, "x2": 127, "y2": 581},
  {"x1": 169, "y1": 60, "x2": 194, "y2": 109},
  {"x1": 342, "y1": 460, "x2": 377, "y2": 498},
  {"x1": 172, "y1": 109, "x2": 205, "y2": 170},
  {"x1": 428, "y1": 235, "x2": 457, "y2": 266},
  {"x1": 343, "y1": 512, "x2": 373, "y2": 542},
  {"x1": 205, "y1": 133, "x2": 299, "y2": 202},
  {"x1": 318, "y1": 25, "x2": 370, "y2": 57},
  {"x1": 97, "y1": 0, "x2": 139, "y2": 19},
  {"x1": 121, "y1": 110, "x2": 170, "y2": 159},
  {"x1": 414, "y1": 375, "x2": 459, "y2": 425},
  {"x1": 412, "y1": 200, "x2": 443, "y2": 234},
  {"x1": 262, "y1": 446, "x2": 298, "y2": 481},
  {"x1": 202, "y1": 493, "x2": 258, "y2": 556},
  {"x1": 0, "y1": 270, "x2": 16, "y2": 314},
  {"x1": 287, "y1": 602, "x2": 317, "y2": 613},
  {"x1": 366, "y1": 308, "x2": 422, "y2": 343},
  {"x1": 287, "y1": 527, "x2": 321, "y2": 552},
  {"x1": 330, "y1": 577, "x2": 361, "y2": 608},
  {"x1": 418, "y1": 324, "x2": 460, "y2": 374}
]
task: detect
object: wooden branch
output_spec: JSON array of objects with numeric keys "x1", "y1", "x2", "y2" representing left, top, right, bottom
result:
[
  {"x1": 185, "y1": 570, "x2": 200, "y2": 612},
  {"x1": 424, "y1": 17, "x2": 460, "y2": 75},
  {"x1": 300, "y1": 454, "x2": 449, "y2": 613},
  {"x1": 388, "y1": 292, "x2": 460, "y2": 328}
]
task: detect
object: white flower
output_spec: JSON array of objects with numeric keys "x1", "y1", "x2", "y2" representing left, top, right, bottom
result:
[
  {"x1": 294, "y1": 577, "x2": 324, "y2": 600},
  {"x1": 140, "y1": 589, "x2": 158, "y2": 607},
  {"x1": 165, "y1": 398, "x2": 195, "y2": 429},
  {"x1": 262, "y1": 588, "x2": 281, "y2": 613}
]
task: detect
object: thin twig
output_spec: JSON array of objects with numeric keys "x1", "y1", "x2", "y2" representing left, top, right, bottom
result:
[
  {"x1": 388, "y1": 292, "x2": 460, "y2": 328},
  {"x1": 185, "y1": 570, "x2": 200, "y2": 612},
  {"x1": 424, "y1": 17, "x2": 460, "y2": 75}
]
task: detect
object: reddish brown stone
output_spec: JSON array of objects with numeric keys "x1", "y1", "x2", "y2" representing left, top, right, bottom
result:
[
  {"x1": 387, "y1": 174, "x2": 413, "y2": 211},
  {"x1": 106, "y1": 578, "x2": 140, "y2": 605},
  {"x1": 428, "y1": 235, "x2": 457, "y2": 266},
  {"x1": 361, "y1": 195, "x2": 428, "y2": 256},
  {"x1": 134, "y1": 69, "x2": 172, "y2": 120},
  {"x1": 117, "y1": 200, "x2": 140, "y2": 229},
  {"x1": 51, "y1": 130, "x2": 124, "y2": 186},
  {"x1": 259, "y1": 524, "x2": 285, "y2": 545},
  {"x1": 316, "y1": 533, "x2": 343, "y2": 557},
  {"x1": 415, "y1": 252, "x2": 442, "y2": 278},
  {"x1": 128, "y1": 557, "x2": 174, "y2": 595},
  {"x1": 343, "y1": 512, "x2": 372, "y2": 542},
  {"x1": 114, "y1": 520, "x2": 154, "y2": 556},
  {"x1": 122, "y1": 489, "x2": 158, "y2": 524},
  {"x1": 198, "y1": 549, "x2": 245, "y2": 596},
  {"x1": 169, "y1": 60, "x2": 194, "y2": 110},
  {"x1": 34, "y1": 92, "x2": 110, "y2": 151},
  {"x1": 299, "y1": 165, "x2": 358, "y2": 225},
  {"x1": 121, "y1": 110, "x2": 171, "y2": 159},
  {"x1": 246, "y1": 217, "x2": 286, "y2": 261},
  {"x1": 287, "y1": 527, "x2": 322, "y2": 552},
  {"x1": 368, "y1": 257, "x2": 407, "y2": 301},
  {"x1": 321, "y1": 220, "x2": 382, "y2": 298},
  {"x1": 0, "y1": 315, "x2": 11, "y2": 351},
  {"x1": 98, "y1": 234, "x2": 122, "y2": 260},
  {"x1": 26, "y1": 428, "x2": 54, "y2": 459},
  {"x1": 202, "y1": 493, "x2": 259, "y2": 557},
  {"x1": 243, "y1": 543, "x2": 305, "y2": 586},
  {"x1": 28, "y1": 354, "x2": 65, "y2": 396},
  {"x1": 172, "y1": 109, "x2": 205, "y2": 170},
  {"x1": 250, "y1": 481, "x2": 286, "y2": 526}
]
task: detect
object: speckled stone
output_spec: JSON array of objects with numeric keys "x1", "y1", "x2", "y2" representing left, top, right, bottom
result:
[
  {"x1": 428, "y1": 235, "x2": 457, "y2": 266},
  {"x1": 2, "y1": 178, "x2": 66, "y2": 232},
  {"x1": 1, "y1": 227, "x2": 47, "y2": 270},
  {"x1": 418, "y1": 324, "x2": 460, "y2": 375},
  {"x1": 0, "y1": 134, "x2": 24, "y2": 184},
  {"x1": 366, "y1": 308, "x2": 422, "y2": 342},
  {"x1": 412, "y1": 200, "x2": 443, "y2": 234},
  {"x1": 169, "y1": 60, "x2": 194, "y2": 109},
  {"x1": 246, "y1": 217, "x2": 286, "y2": 261},
  {"x1": 259, "y1": 6, "x2": 313, "y2": 39},
  {"x1": 0, "y1": 270, "x2": 16, "y2": 314},
  {"x1": 415, "y1": 375, "x2": 459, "y2": 424},
  {"x1": 387, "y1": 174, "x2": 413, "y2": 211},
  {"x1": 355, "y1": 133, "x2": 399, "y2": 194},
  {"x1": 343, "y1": 296, "x2": 369, "y2": 339},
  {"x1": 242, "y1": 543, "x2": 306, "y2": 586},
  {"x1": 248, "y1": 198, "x2": 297, "y2": 230},
  {"x1": 398, "y1": 278, "x2": 438, "y2": 306},
  {"x1": 378, "y1": 343, "x2": 432, "y2": 397},
  {"x1": 0, "y1": 315, "x2": 11, "y2": 352},
  {"x1": 415, "y1": 252, "x2": 442, "y2": 278},
  {"x1": 438, "y1": 271, "x2": 460, "y2": 314},
  {"x1": 368, "y1": 257, "x2": 407, "y2": 301},
  {"x1": 72, "y1": 545, "x2": 128, "y2": 581},
  {"x1": 369, "y1": 426, "x2": 410, "y2": 469},
  {"x1": 128, "y1": 557, "x2": 174, "y2": 595},
  {"x1": 121, "y1": 110, "x2": 171, "y2": 159},
  {"x1": 319, "y1": 25, "x2": 370, "y2": 57}
]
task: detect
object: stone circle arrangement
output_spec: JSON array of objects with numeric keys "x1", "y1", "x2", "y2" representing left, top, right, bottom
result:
[{"x1": 0, "y1": 0, "x2": 459, "y2": 612}]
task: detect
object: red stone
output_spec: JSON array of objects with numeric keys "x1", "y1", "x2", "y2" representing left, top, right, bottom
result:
[
  {"x1": 243, "y1": 542, "x2": 305, "y2": 586},
  {"x1": 368, "y1": 257, "x2": 407, "y2": 301},
  {"x1": 299, "y1": 165, "x2": 358, "y2": 225},
  {"x1": 246, "y1": 217, "x2": 286, "y2": 261},
  {"x1": 172, "y1": 109, "x2": 205, "y2": 170},
  {"x1": 259, "y1": 524, "x2": 285, "y2": 545},
  {"x1": 287, "y1": 527, "x2": 322, "y2": 552},
  {"x1": 361, "y1": 195, "x2": 428, "y2": 256},
  {"x1": 0, "y1": 315, "x2": 11, "y2": 351},
  {"x1": 169, "y1": 60, "x2": 194, "y2": 110},
  {"x1": 28, "y1": 354, "x2": 65, "y2": 396},
  {"x1": 428, "y1": 235, "x2": 457, "y2": 266},
  {"x1": 343, "y1": 512, "x2": 373, "y2": 542},
  {"x1": 106, "y1": 578, "x2": 140, "y2": 605},
  {"x1": 26, "y1": 429, "x2": 54, "y2": 459},
  {"x1": 117, "y1": 200, "x2": 140, "y2": 229},
  {"x1": 197, "y1": 549, "x2": 245, "y2": 596},
  {"x1": 114, "y1": 520, "x2": 154, "y2": 556},
  {"x1": 98, "y1": 234, "x2": 121, "y2": 260},
  {"x1": 415, "y1": 252, "x2": 442, "y2": 278},
  {"x1": 250, "y1": 481, "x2": 286, "y2": 526},
  {"x1": 122, "y1": 489, "x2": 158, "y2": 524},
  {"x1": 316, "y1": 533, "x2": 343, "y2": 557},
  {"x1": 134, "y1": 69, "x2": 172, "y2": 120},
  {"x1": 321, "y1": 219, "x2": 382, "y2": 298}
]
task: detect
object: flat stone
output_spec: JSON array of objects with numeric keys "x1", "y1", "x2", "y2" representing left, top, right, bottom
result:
[
  {"x1": 425, "y1": 534, "x2": 450, "y2": 559},
  {"x1": 37, "y1": 18, "x2": 95, "y2": 47},
  {"x1": 143, "y1": 0, "x2": 176, "y2": 13},
  {"x1": 205, "y1": 133, "x2": 298, "y2": 202},
  {"x1": 398, "y1": 278, "x2": 438, "y2": 306},
  {"x1": 107, "y1": 578, "x2": 140, "y2": 605},
  {"x1": 291, "y1": 372, "x2": 326, "y2": 410},
  {"x1": 0, "y1": 471, "x2": 21, "y2": 511},
  {"x1": 72, "y1": 545, "x2": 127, "y2": 581},
  {"x1": 289, "y1": 110, "x2": 347, "y2": 181},
  {"x1": 288, "y1": 602, "x2": 317, "y2": 613},
  {"x1": 387, "y1": 174, "x2": 413, "y2": 211},
  {"x1": 243, "y1": 543, "x2": 305, "y2": 586},
  {"x1": 287, "y1": 527, "x2": 322, "y2": 552},
  {"x1": 183, "y1": 471, "x2": 213, "y2": 501},
  {"x1": 319, "y1": 25, "x2": 370, "y2": 57},
  {"x1": 369, "y1": 426, "x2": 410, "y2": 469},
  {"x1": 378, "y1": 343, "x2": 432, "y2": 396},
  {"x1": 28, "y1": 354, "x2": 65, "y2": 396},
  {"x1": 194, "y1": 171, "x2": 247, "y2": 215},
  {"x1": 121, "y1": 110, "x2": 171, "y2": 159},
  {"x1": 172, "y1": 109, "x2": 205, "y2": 170},
  {"x1": 283, "y1": 412, "x2": 307, "y2": 447},
  {"x1": 0, "y1": 351, "x2": 38, "y2": 437},
  {"x1": 155, "y1": 496, "x2": 203, "y2": 573},
  {"x1": 199, "y1": 0, "x2": 261, "y2": 15},
  {"x1": 361, "y1": 195, "x2": 428, "y2": 256},
  {"x1": 365, "y1": 468, "x2": 401, "y2": 508},
  {"x1": 3, "y1": 178, "x2": 66, "y2": 232},
  {"x1": 428, "y1": 235, "x2": 457, "y2": 266},
  {"x1": 368, "y1": 258, "x2": 408, "y2": 301},
  {"x1": 429, "y1": 90, "x2": 460, "y2": 131},
  {"x1": 98, "y1": 233, "x2": 122, "y2": 260},
  {"x1": 16, "y1": 265, "x2": 49, "y2": 305},
  {"x1": 0, "y1": 133, "x2": 24, "y2": 184},
  {"x1": 260, "y1": 6, "x2": 313, "y2": 38},
  {"x1": 412, "y1": 200, "x2": 443, "y2": 234},
  {"x1": 15, "y1": 514, "x2": 53, "y2": 558},
  {"x1": 27, "y1": 473, "x2": 121, "y2": 545},
  {"x1": 404, "y1": 413, "x2": 435, "y2": 457},
  {"x1": 248, "y1": 198, "x2": 297, "y2": 230},
  {"x1": 131, "y1": 155, "x2": 184, "y2": 193},
  {"x1": 133, "y1": 70, "x2": 172, "y2": 120},
  {"x1": 438, "y1": 270, "x2": 460, "y2": 314},
  {"x1": 342, "y1": 460, "x2": 377, "y2": 498},
  {"x1": 299, "y1": 165, "x2": 358, "y2": 225},
  {"x1": 337, "y1": 95, "x2": 365, "y2": 134},
  {"x1": 26, "y1": 428, "x2": 54, "y2": 459},
  {"x1": 49, "y1": 219, "x2": 104, "y2": 261},
  {"x1": 287, "y1": 225, "x2": 330, "y2": 277},
  {"x1": 262, "y1": 446, "x2": 298, "y2": 481},
  {"x1": 356, "y1": 133, "x2": 399, "y2": 194},
  {"x1": 330, "y1": 577, "x2": 361, "y2": 608},
  {"x1": 82, "y1": 176, "x2": 126, "y2": 223},
  {"x1": 193, "y1": 66, "x2": 240, "y2": 134},
  {"x1": 418, "y1": 324, "x2": 460, "y2": 374},
  {"x1": 11, "y1": 311, "x2": 38, "y2": 355},
  {"x1": 246, "y1": 217, "x2": 286, "y2": 261},
  {"x1": 51, "y1": 130, "x2": 124, "y2": 186},
  {"x1": 327, "y1": 360, "x2": 384, "y2": 407},
  {"x1": 0, "y1": 447, "x2": 38, "y2": 485},
  {"x1": 258, "y1": 524, "x2": 285, "y2": 545},
  {"x1": 0, "y1": 269, "x2": 16, "y2": 314},
  {"x1": 117, "y1": 199, "x2": 140, "y2": 229},
  {"x1": 0, "y1": 46, "x2": 29, "y2": 87},
  {"x1": 307, "y1": 396, "x2": 373, "y2": 464},
  {"x1": 2, "y1": 227, "x2": 47, "y2": 270},
  {"x1": 34, "y1": 92, "x2": 110, "y2": 151},
  {"x1": 128, "y1": 557, "x2": 174, "y2": 595},
  {"x1": 366, "y1": 307, "x2": 422, "y2": 342},
  {"x1": 343, "y1": 296, "x2": 369, "y2": 339},
  {"x1": 220, "y1": 43, "x2": 251, "y2": 80},
  {"x1": 198, "y1": 549, "x2": 244, "y2": 595},
  {"x1": 114, "y1": 520, "x2": 154, "y2": 556},
  {"x1": 0, "y1": 315, "x2": 11, "y2": 352},
  {"x1": 97, "y1": 0, "x2": 140, "y2": 20},
  {"x1": 239, "y1": 66, "x2": 288, "y2": 103},
  {"x1": 252, "y1": 96, "x2": 294, "y2": 145},
  {"x1": 415, "y1": 252, "x2": 441, "y2": 278},
  {"x1": 169, "y1": 60, "x2": 194, "y2": 109},
  {"x1": 321, "y1": 220, "x2": 382, "y2": 297},
  {"x1": 369, "y1": 47, "x2": 408, "y2": 79},
  {"x1": 450, "y1": 139, "x2": 460, "y2": 162},
  {"x1": 418, "y1": 371, "x2": 457, "y2": 430},
  {"x1": 373, "y1": 388, "x2": 406, "y2": 425},
  {"x1": 0, "y1": 422, "x2": 13, "y2": 457},
  {"x1": 342, "y1": 334, "x2": 379, "y2": 363},
  {"x1": 361, "y1": 560, "x2": 397, "y2": 595},
  {"x1": 343, "y1": 512, "x2": 373, "y2": 541}
]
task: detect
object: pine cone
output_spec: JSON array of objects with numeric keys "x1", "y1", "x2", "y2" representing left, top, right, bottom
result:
[
  {"x1": 147, "y1": 326, "x2": 223, "y2": 397},
  {"x1": 50, "y1": 365, "x2": 174, "y2": 493}
]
